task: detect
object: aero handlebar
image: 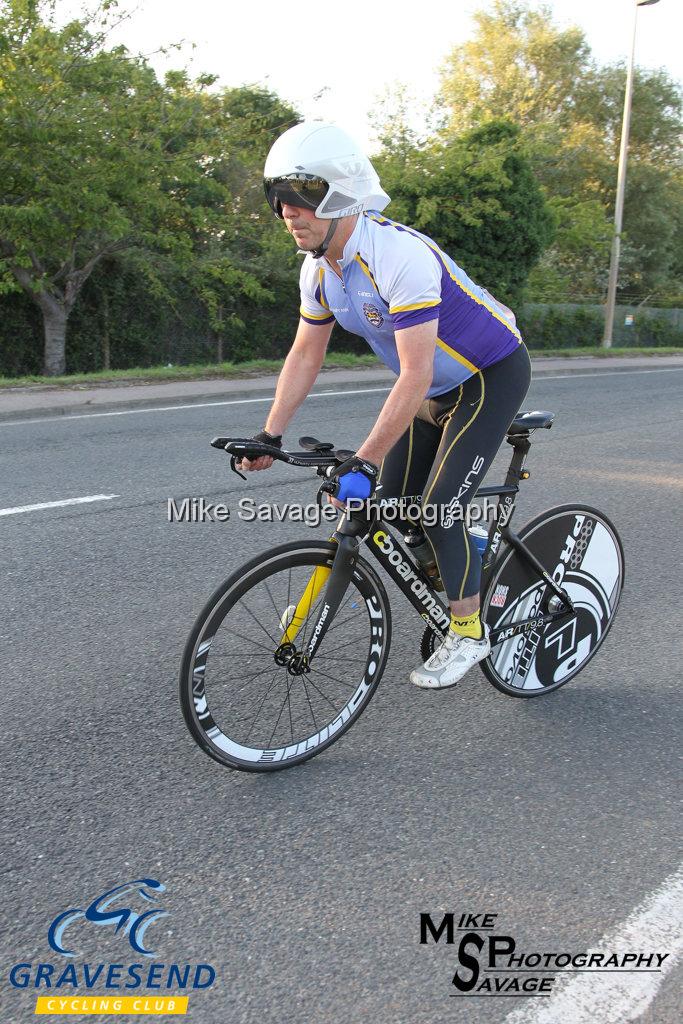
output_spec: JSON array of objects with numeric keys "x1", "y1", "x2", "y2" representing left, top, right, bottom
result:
[{"x1": 211, "y1": 436, "x2": 356, "y2": 482}]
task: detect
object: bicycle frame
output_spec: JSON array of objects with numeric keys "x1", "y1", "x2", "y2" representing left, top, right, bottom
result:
[
  {"x1": 301, "y1": 431, "x2": 576, "y2": 663},
  {"x1": 214, "y1": 429, "x2": 575, "y2": 667}
]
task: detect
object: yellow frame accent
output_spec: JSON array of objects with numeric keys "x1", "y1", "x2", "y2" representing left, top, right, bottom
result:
[{"x1": 278, "y1": 564, "x2": 331, "y2": 645}]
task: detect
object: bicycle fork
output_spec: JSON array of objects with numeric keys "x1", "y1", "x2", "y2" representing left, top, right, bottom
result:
[{"x1": 275, "y1": 532, "x2": 360, "y2": 673}]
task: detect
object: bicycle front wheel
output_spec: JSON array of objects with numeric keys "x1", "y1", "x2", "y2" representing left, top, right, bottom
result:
[
  {"x1": 481, "y1": 504, "x2": 625, "y2": 697},
  {"x1": 180, "y1": 540, "x2": 392, "y2": 771}
]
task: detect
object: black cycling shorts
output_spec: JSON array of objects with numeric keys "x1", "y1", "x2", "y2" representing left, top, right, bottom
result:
[{"x1": 377, "y1": 344, "x2": 532, "y2": 601}]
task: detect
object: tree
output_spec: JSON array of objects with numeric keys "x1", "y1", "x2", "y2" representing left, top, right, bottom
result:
[
  {"x1": 438, "y1": 0, "x2": 592, "y2": 133},
  {"x1": 175, "y1": 86, "x2": 300, "y2": 362},
  {"x1": 526, "y1": 197, "x2": 612, "y2": 300},
  {"x1": 376, "y1": 120, "x2": 553, "y2": 308},
  {"x1": 0, "y1": 2, "x2": 256, "y2": 374},
  {"x1": 436, "y1": 0, "x2": 683, "y2": 303}
]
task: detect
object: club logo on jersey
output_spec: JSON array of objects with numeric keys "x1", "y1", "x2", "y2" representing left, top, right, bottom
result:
[{"x1": 363, "y1": 303, "x2": 384, "y2": 328}]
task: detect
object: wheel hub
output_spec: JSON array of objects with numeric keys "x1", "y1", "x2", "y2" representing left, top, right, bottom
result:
[
  {"x1": 287, "y1": 653, "x2": 311, "y2": 676},
  {"x1": 274, "y1": 643, "x2": 311, "y2": 675}
]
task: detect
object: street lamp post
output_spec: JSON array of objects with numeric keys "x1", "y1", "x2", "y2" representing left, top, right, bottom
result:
[{"x1": 602, "y1": 0, "x2": 661, "y2": 348}]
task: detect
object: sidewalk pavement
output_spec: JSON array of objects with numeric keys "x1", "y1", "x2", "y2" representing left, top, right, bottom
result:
[{"x1": 1, "y1": 355, "x2": 682, "y2": 423}]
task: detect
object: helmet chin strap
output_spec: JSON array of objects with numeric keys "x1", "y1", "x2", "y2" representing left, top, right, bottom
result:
[{"x1": 309, "y1": 219, "x2": 338, "y2": 259}]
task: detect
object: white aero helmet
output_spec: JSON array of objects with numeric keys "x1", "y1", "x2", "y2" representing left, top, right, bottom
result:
[{"x1": 263, "y1": 121, "x2": 390, "y2": 221}]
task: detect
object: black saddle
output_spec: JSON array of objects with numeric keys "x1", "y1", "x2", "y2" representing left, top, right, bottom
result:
[{"x1": 507, "y1": 410, "x2": 555, "y2": 435}]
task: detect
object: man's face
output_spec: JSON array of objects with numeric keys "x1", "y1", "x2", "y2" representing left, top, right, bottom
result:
[{"x1": 281, "y1": 202, "x2": 328, "y2": 251}]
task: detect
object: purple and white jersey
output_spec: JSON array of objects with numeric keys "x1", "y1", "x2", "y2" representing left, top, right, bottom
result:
[{"x1": 299, "y1": 210, "x2": 523, "y2": 396}]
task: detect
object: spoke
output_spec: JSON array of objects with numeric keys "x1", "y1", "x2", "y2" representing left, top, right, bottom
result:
[
  {"x1": 287, "y1": 679, "x2": 294, "y2": 746},
  {"x1": 269, "y1": 678, "x2": 295, "y2": 745},
  {"x1": 308, "y1": 663, "x2": 356, "y2": 695},
  {"x1": 324, "y1": 609, "x2": 365, "y2": 635},
  {"x1": 261, "y1": 576, "x2": 284, "y2": 631},
  {"x1": 209, "y1": 663, "x2": 273, "y2": 690},
  {"x1": 301, "y1": 677, "x2": 318, "y2": 732},
  {"x1": 210, "y1": 628, "x2": 276, "y2": 657},
  {"x1": 215, "y1": 664, "x2": 280, "y2": 699},
  {"x1": 302, "y1": 673, "x2": 342, "y2": 712},
  {"x1": 316, "y1": 633, "x2": 368, "y2": 655},
  {"x1": 243, "y1": 671, "x2": 280, "y2": 744},
  {"x1": 237, "y1": 596, "x2": 278, "y2": 647},
  {"x1": 314, "y1": 654, "x2": 368, "y2": 665}
]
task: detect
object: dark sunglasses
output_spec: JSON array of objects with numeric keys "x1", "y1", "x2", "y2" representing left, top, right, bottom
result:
[{"x1": 264, "y1": 174, "x2": 330, "y2": 217}]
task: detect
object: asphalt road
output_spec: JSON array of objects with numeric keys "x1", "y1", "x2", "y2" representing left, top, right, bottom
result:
[{"x1": 1, "y1": 365, "x2": 681, "y2": 1024}]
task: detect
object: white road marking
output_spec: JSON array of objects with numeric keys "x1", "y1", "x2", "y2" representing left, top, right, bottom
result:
[
  {"x1": 0, "y1": 387, "x2": 389, "y2": 427},
  {"x1": 504, "y1": 864, "x2": 683, "y2": 1024},
  {"x1": 540, "y1": 367, "x2": 683, "y2": 381},
  {"x1": 0, "y1": 366, "x2": 681, "y2": 428},
  {"x1": 0, "y1": 494, "x2": 119, "y2": 517}
]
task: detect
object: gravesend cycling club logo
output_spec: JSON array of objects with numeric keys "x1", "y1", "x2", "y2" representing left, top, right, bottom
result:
[
  {"x1": 420, "y1": 910, "x2": 671, "y2": 999},
  {"x1": 6, "y1": 876, "x2": 217, "y2": 1016},
  {"x1": 362, "y1": 302, "x2": 384, "y2": 328},
  {"x1": 48, "y1": 878, "x2": 168, "y2": 958}
]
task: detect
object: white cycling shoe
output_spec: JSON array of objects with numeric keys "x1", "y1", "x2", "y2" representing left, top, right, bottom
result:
[{"x1": 410, "y1": 625, "x2": 491, "y2": 690}]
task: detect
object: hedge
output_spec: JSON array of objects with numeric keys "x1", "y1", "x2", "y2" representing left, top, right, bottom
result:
[{"x1": 1, "y1": 278, "x2": 680, "y2": 377}]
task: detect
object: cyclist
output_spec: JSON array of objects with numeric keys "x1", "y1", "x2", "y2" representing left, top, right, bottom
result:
[{"x1": 239, "y1": 121, "x2": 531, "y2": 690}]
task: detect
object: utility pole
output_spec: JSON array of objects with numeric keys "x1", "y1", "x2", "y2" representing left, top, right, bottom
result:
[{"x1": 603, "y1": 0, "x2": 661, "y2": 348}]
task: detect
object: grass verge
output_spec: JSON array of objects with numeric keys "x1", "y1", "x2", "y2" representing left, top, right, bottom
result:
[{"x1": 0, "y1": 347, "x2": 680, "y2": 390}]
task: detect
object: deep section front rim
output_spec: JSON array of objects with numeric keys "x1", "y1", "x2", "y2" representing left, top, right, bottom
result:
[{"x1": 179, "y1": 541, "x2": 392, "y2": 771}]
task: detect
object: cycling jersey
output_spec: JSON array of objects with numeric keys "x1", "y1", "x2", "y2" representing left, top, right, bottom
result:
[{"x1": 299, "y1": 211, "x2": 522, "y2": 397}]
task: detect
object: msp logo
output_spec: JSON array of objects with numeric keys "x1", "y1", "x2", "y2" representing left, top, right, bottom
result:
[
  {"x1": 420, "y1": 910, "x2": 672, "y2": 1000},
  {"x1": 362, "y1": 302, "x2": 384, "y2": 328},
  {"x1": 8, "y1": 875, "x2": 217, "y2": 1017},
  {"x1": 48, "y1": 878, "x2": 168, "y2": 958}
]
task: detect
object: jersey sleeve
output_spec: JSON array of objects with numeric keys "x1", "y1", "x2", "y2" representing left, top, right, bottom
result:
[
  {"x1": 299, "y1": 257, "x2": 335, "y2": 326},
  {"x1": 373, "y1": 230, "x2": 443, "y2": 331}
]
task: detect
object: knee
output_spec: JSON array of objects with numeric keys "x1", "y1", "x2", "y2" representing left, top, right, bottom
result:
[{"x1": 423, "y1": 497, "x2": 464, "y2": 533}]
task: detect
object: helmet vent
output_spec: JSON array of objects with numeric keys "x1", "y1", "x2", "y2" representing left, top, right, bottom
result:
[{"x1": 320, "y1": 190, "x2": 357, "y2": 214}]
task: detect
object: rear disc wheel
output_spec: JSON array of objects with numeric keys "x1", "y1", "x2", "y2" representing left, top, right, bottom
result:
[{"x1": 481, "y1": 505, "x2": 624, "y2": 697}]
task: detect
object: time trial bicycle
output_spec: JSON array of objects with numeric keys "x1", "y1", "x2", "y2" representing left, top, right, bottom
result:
[{"x1": 180, "y1": 410, "x2": 625, "y2": 772}]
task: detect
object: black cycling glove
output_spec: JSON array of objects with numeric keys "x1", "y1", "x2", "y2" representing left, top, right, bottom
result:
[{"x1": 252, "y1": 429, "x2": 282, "y2": 449}]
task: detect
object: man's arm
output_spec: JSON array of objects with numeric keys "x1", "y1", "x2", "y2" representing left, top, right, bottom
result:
[
  {"x1": 355, "y1": 320, "x2": 436, "y2": 466},
  {"x1": 264, "y1": 318, "x2": 333, "y2": 435},
  {"x1": 240, "y1": 317, "x2": 333, "y2": 471}
]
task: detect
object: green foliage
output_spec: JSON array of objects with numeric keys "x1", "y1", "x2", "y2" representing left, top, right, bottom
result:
[
  {"x1": 526, "y1": 197, "x2": 612, "y2": 300},
  {"x1": 518, "y1": 303, "x2": 683, "y2": 349},
  {"x1": 518, "y1": 305, "x2": 603, "y2": 349},
  {"x1": 438, "y1": 0, "x2": 592, "y2": 132},
  {"x1": 0, "y1": 1, "x2": 301, "y2": 374},
  {"x1": 436, "y1": 0, "x2": 683, "y2": 304},
  {"x1": 376, "y1": 120, "x2": 553, "y2": 308},
  {"x1": 1, "y1": 0, "x2": 680, "y2": 378}
]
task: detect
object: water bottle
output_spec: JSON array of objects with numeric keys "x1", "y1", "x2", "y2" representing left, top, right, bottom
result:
[
  {"x1": 468, "y1": 524, "x2": 489, "y2": 557},
  {"x1": 404, "y1": 530, "x2": 445, "y2": 591}
]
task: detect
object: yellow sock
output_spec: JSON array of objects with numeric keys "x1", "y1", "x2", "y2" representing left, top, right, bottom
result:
[{"x1": 450, "y1": 610, "x2": 483, "y2": 640}]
